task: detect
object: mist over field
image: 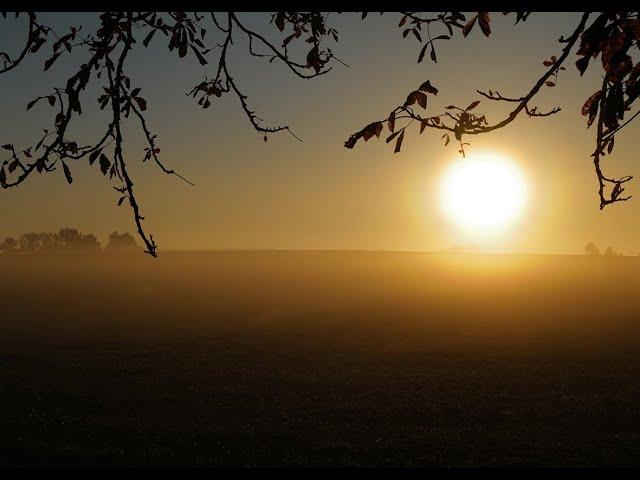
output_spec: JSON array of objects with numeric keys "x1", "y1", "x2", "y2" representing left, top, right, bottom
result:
[{"x1": 2, "y1": 251, "x2": 640, "y2": 466}]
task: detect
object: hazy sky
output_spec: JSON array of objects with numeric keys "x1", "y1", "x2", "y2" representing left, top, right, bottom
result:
[{"x1": 1, "y1": 12, "x2": 639, "y2": 254}]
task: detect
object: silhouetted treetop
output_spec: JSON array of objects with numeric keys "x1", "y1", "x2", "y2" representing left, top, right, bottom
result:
[
  {"x1": 1, "y1": 227, "x2": 100, "y2": 254},
  {"x1": 1, "y1": 12, "x2": 640, "y2": 256},
  {"x1": 105, "y1": 231, "x2": 139, "y2": 252}
]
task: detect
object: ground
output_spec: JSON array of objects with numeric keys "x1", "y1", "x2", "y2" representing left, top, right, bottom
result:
[{"x1": 1, "y1": 251, "x2": 639, "y2": 466}]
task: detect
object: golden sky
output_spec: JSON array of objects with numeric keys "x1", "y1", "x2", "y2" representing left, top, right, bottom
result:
[{"x1": 1, "y1": 12, "x2": 639, "y2": 254}]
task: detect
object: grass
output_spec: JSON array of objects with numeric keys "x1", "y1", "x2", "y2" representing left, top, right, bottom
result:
[{"x1": 1, "y1": 251, "x2": 640, "y2": 466}]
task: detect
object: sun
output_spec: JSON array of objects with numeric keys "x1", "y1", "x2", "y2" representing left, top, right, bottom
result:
[{"x1": 439, "y1": 152, "x2": 527, "y2": 234}]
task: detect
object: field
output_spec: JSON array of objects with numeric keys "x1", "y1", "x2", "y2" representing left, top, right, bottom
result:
[{"x1": 1, "y1": 251, "x2": 640, "y2": 466}]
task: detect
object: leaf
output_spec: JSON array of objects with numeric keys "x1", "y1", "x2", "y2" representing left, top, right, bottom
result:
[
  {"x1": 89, "y1": 149, "x2": 101, "y2": 165},
  {"x1": 361, "y1": 122, "x2": 383, "y2": 141},
  {"x1": 143, "y1": 28, "x2": 157, "y2": 47},
  {"x1": 466, "y1": 100, "x2": 480, "y2": 111},
  {"x1": 576, "y1": 56, "x2": 590, "y2": 76},
  {"x1": 27, "y1": 98, "x2": 39, "y2": 110},
  {"x1": 417, "y1": 44, "x2": 428, "y2": 63},
  {"x1": 607, "y1": 136, "x2": 615, "y2": 154},
  {"x1": 417, "y1": 92, "x2": 427, "y2": 109},
  {"x1": 394, "y1": 129, "x2": 405, "y2": 153},
  {"x1": 178, "y1": 34, "x2": 188, "y2": 58},
  {"x1": 30, "y1": 37, "x2": 46, "y2": 53},
  {"x1": 62, "y1": 161, "x2": 73, "y2": 184},
  {"x1": 47, "y1": 95, "x2": 56, "y2": 106},
  {"x1": 545, "y1": 81, "x2": 555, "y2": 87},
  {"x1": 388, "y1": 111, "x2": 396, "y2": 132},
  {"x1": 8, "y1": 160, "x2": 18, "y2": 173},
  {"x1": 412, "y1": 29, "x2": 422, "y2": 42},
  {"x1": 399, "y1": 15, "x2": 407, "y2": 27},
  {"x1": 99, "y1": 153, "x2": 110, "y2": 175},
  {"x1": 582, "y1": 90, "x2": 602, "y2": 116},
  {"x1": 462, "y1": 15, "x2": 477, "y2": 37},
  {"x1": 275, "y1": 12, "x2": 285, "y2": 32},
  {"x1": 44, "y1": 52, "x2": 61, "y2": 71},
  {"x1": 418, "y1": 80, "x2": 438, "y2": 95},
  {"x1": 373, "y1": 122, "x2": 383, "y2": 138},
  {"x1": 1, "y1": 144, "x2": 13, "y2": 150},
  {"x1": 478, "y1": 12, "x2": 491, "y2": 37},
  {"x1": 419, "y1": 119, "x2": 429, "y2": 134},
  {"x1": 404, "y1": 90, "x2": 420, "y2": 107},
  {"x1": 542, "y1": 60, "x2": 553, "y2": 67},
  {"x1": 430, "y1": 46, "x2": 437, "y2": 63},
  {"x1": 190, "y1": 45, "x2": 208, "y2": 65},
  {"x1": 0, "y1": 167, "x2": 6, "y2": 186},
  {"x1": 386, "y1": 130, "x2": 401, "y2": 143},
  {"x1": 133, "y1": 96, "x2": 147, "y2": 111},
  {"x1": 264, "y1": 135, "x2": 268, "y2": 142},
  {"x1": 130, "y1": 87, "x2": 141, "y2": 97},
  {"x1": 117, "y1": 196, "x2": 126, "y2": 206}
]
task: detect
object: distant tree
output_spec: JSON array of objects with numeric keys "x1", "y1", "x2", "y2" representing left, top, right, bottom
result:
[
  {"x1": 57, "y1": 227, "x2": 82, "y2": 246},
  {"x1": 584, "y1": 241, "x2": 601, "y2": 256},
  {"x1": 14, "y1": 227, "x2": 101, "y2": 253},
  {"x1": 36, "y1": 231, "x2": 58, "y2": 252},
  {"x1": 603, "y1": 246, "x2": 623, "y2": 257},
  {"x1": 75, "y1": 233, "x2": 101, "y2": 253},
  {"x1": 56, "y1": 227, "x2": 101, "y2": 252},
  {"x1": 19, "y1": 232, "x2": 40, "y2": 252},
  {"x1": 105, "y1": 231, "x2": 139, "y2": 253},
  {"x1": 1, "y1": 12, "x2": 639, "y2": 256},
  {"x1": 0, "y1": 236, "x2": 18, "y2": 253}
]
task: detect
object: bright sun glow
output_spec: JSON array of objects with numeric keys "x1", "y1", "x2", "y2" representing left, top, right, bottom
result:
[{"x1": 439, "y1": 153, "x2": 527, "y2": 234}]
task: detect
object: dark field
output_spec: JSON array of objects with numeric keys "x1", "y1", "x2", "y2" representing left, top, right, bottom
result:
[{"x1": 1, "y1": 251, "x2": 640, "y2": 466}]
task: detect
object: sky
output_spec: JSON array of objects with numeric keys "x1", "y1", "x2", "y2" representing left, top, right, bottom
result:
[{"x1": 1, "y1": 12, "x2": 639, "y2": 254}]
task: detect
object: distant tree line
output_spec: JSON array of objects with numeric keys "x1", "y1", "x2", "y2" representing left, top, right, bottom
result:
[
  {"x1": 0, "y1": 228, "x2": 138, "y2": 254},
  {"x1": 584, "y1": 241, "x2": 624, "y2": 257}
]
